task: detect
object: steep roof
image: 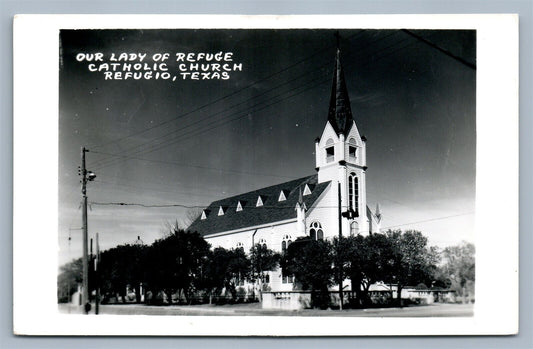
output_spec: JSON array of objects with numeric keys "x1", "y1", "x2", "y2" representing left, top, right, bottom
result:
[
  {"x1": 327, "y1": 48, "x2": 354, "y2": 136},
  {"x1": 188, "y1": 175, "x2": 330, "y2": 237}
]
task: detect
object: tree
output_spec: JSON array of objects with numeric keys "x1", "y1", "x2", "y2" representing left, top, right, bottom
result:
[
  {"x1": 225, "y1": 248, "x2": 251, "y2": 301},
  {"x1": 99, "y1": 243, "x2": 147, "y2": 303},
  {"x1": 182, "y1": 207, "x2": 204, "y2": 229},
  {"x1": 195, "y1": 246, "x2": 251, "y2": 303},
  {"x1": 143, "y1": 229, "x2": 210, "y2": 304},
  {"x1": 57, "y1": 258, "x2": 83, "y2": 303},
  {"x1": 331, "y1": 236, "x2": 352, "y2": 308},
  {"x1": 282, "y1": 237, "x2": 334, "y2": 309},
  {"x1": 440, "y1": 241, "x2": 475, "y2": 303},
  {"x1": 197, "y1": 247, "x2": 231, "y2": 303},
  {"x1": 385, "y1": 229, "x2": 440, "y2": 306},
  {"x1": 249, "y1": 244, "x2": 280, "y2": 300},
  {"x1": 343, "y1": 233, "x2": 396, "y2": 306}
]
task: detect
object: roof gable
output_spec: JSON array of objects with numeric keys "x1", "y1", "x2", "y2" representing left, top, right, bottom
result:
[{"x1": 278, "y1": 189, "x2": 290, "y2": 202}]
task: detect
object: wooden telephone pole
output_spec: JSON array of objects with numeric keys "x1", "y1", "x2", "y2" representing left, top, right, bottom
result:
[{"x1": 80, "y1": 147, "x2": 96, "y2": 314}]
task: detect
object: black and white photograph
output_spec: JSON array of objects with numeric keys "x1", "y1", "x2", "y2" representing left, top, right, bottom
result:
[
  {"x1": 57, "y1": 27, "x2": 476, "y2": 317},
  {"x1": 12, "y1": 14, "x2": 519, "y2": 336}
]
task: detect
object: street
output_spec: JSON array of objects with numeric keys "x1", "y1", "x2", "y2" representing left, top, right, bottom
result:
[{"x1": 59, "y1": 302, "x2": 474, "y2": 317}]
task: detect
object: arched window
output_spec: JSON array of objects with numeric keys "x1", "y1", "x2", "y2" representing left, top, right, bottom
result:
[
  {"x1": 350, "y1": 221, "x2": 359, "y2": 236},
  {"x1": 281, "y1": 235, "x2": 292, "y2": 253},
  {"x1": 258, "y1": 238, "x2": 267, "y2": 250},
  {"x1": 309, "y1": 221, "x2": 324, "y2": 240},
  {"x1": 348, "y1": 173, "x2": 359, "y2": 213},
  {"x1": 236, "y1": 242, "x2": 244, "y2": 251}
]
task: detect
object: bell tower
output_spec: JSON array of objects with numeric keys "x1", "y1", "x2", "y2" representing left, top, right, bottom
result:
[{"x1": 315, "y1": 47, "x2": 370, "y2": 235}]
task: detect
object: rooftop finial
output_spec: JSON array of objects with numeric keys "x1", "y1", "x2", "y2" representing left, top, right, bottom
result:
[{"x1": 334, "y1": 30, "x2": 341, "y2": 50}]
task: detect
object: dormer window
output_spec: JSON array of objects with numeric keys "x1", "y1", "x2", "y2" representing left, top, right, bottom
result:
[
  {"x1": 201, "y1": 209, "x2": 210, "y2": 220},
  {"x1": 256, "y1": 195, "x2": 266, "y2": 207},
  {"x1": 218, "y1": 206, "x2": 227, "y2": 216},
  {"x1": 303, "y1": 184, "x2": 313, "y2": 196},
  {"x1": 278, "y1": 190, "x2": 289, "y2": 202}
]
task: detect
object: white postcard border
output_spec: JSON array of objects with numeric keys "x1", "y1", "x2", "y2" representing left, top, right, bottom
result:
[{"x1": 13, "y1": 14, "x2": 518, "y2": 336}]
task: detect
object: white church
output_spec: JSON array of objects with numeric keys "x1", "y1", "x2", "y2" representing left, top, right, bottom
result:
[{"x1": 188, "y1": 48, "x2": 382, "y2": 294}]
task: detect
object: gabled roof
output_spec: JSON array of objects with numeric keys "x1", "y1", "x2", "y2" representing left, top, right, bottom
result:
[
  {"x1": 188, "y1": 175, "x2": 330, "y2": 237},
  {"x1": 327, "y1": 48, "x2": 354, "y2": 136}
]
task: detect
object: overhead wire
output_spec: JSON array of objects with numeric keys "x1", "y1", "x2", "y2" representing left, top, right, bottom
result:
[
  {"x1": 88, "y1": 31, "x2": 367, "y2": 152},
  {"x1": 91, "y1": 32, "x2": 409, "y2": 171}
]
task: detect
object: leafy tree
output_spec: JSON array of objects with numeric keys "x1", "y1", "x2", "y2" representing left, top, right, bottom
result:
[
  {"x1": 282, "y1": 237, "x2": 334, "y2": 309},
  {"x1": 99, "y1": 243, "x2": 147, "y2": 303},
  {"x1": 197, "y1": 247, "x2": 231, "y2": 303},
  {"x1": 57, "y1": 258, "x2": 83, "y2": 303},
  {"x1": 385, "y1": 229, "x2": 440, "y2": 306},
  {"x1": 331, "y1": 236, "x2": 352, "y2": 308},
  {"x1": 342, "y1": 233, "x2": 396, "y2": 306},
  {"x1": 249, "y1": 244, "x2": 280, "y2": 300},
  {"x1": 225, "y1": 248, "x2": 251, "y2": 301},
  {"x1": 440, "y1": 241, "x2": 475, "y2": 302},
  {"x1": 143, "y1": 229, "x2": 210, "y2": 304}
]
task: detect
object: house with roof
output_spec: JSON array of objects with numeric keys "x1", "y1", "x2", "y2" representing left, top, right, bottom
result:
[{"x1": 188, "y1": 48, "x2": 382, "y2": 293}]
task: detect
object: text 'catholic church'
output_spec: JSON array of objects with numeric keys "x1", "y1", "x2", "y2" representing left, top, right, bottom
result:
[{"x1": 188, "y1": 48, "x2": 382, "y2": 293}]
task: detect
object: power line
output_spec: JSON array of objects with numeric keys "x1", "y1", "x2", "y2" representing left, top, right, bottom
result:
[
  {"x1": 90, "y1": 31, "x2": 403, "y2": 170},
  {"x1": 92, "y1": 35, "x2": 413, "y2": 172},
  {"x1": 90, "y1": 150, "x2": 299, "y2": 180},
  {"x1": 93, "y1": 179, "x2": 229, "y2": 199},
  {"x1": 89, "y1": 199, "x2": 475, "y2": 224},
  {"x1": 401, "y1": 29, "x2": 476, "y2": 70},
  {"x1": 90, "y1": 201, "x2": 202, "y2": 208},
  {"x1": 89, "y1": 31, "x2": 365, "y2": 152},
  {"x1": 381, "y1": 212, "x2": 475, "y2": 230}
]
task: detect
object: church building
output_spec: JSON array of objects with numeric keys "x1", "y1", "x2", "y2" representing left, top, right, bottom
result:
[{"x1": 188, "y1": 48, "x2": 382, "y2": 292}]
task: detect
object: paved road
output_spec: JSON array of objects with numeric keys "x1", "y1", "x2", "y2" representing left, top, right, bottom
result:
[{"x1": 59, "y1": 302, "x2": 474, "y2": 317}]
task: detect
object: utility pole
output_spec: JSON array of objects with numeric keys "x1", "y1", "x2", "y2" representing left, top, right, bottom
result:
[
  {"x1": 81, "y1": 147, "x2": 89, "y2": 314},
  {"x1": 80, "y1": 147, "x2": 96, "y2": 314},
  {"x1": 337, "y1": 182, "x2": 343, "y2": 310},
  {"x1": 95, "y1": 232, "x2": 100, "y2": 315}
]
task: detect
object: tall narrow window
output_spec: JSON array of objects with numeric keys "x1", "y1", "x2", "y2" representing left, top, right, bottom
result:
[
  {"x1": 349, "y1": 173, "x2": 359, "y2": 213},
  {"x1": 348, "y1": 175, "x2": 353, "y2": 210},
  {"x1": 281, "y1": 240, "x2": 287, "y2": 253}
]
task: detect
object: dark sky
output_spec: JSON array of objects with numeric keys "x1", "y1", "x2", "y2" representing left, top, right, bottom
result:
[{"x1": 59, "y1": 29, "x2": 476, "y2": 266}]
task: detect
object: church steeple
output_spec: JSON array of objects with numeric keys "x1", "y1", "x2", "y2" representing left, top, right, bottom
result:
[{"x1": 327, "y1": 48, "x2": 354, "y2": 136}]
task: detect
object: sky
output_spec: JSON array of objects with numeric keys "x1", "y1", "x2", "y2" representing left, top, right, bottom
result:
[{"x1": 59, "y1": 29, "x2": 476, "y2": 266}]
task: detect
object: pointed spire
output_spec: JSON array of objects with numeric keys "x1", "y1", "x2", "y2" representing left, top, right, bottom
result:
[
  {"x1": 295, "y1": 186, "x2": 307, "y2": 211},
  {"x1": 375, "y1": 203, "x2": 382, "y2": 223},
  {"x1": 327, "y1": 47, "x2": 354, "y2": 136}
]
